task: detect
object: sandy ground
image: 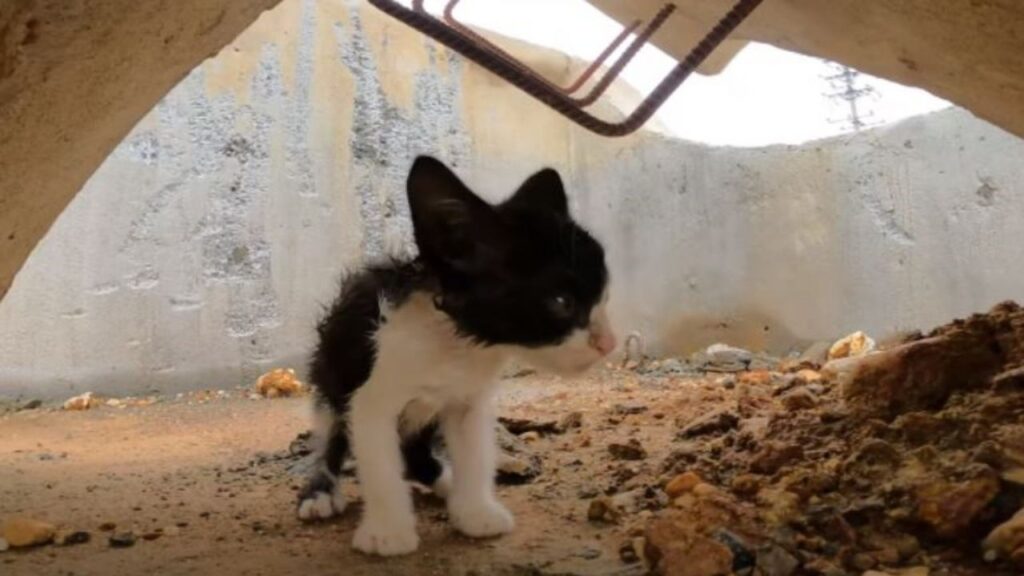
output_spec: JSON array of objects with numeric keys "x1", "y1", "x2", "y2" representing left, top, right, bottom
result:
[{"x1": 0, "y1": 372, "x2": 676, "y2": 576}]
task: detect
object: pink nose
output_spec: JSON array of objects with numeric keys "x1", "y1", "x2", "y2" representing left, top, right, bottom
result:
[{"x1": 589, "y1": 330, "x2": 617, "y2": 356}]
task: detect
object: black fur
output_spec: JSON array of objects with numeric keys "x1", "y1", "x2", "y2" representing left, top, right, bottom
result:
[{"x1": 298, "y1": 156, "x2": 607, "y2": 511}]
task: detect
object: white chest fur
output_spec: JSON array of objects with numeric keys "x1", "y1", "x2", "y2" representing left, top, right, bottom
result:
[{"x1": 370, "y1": 292, "x2": 511, "y2": 432}]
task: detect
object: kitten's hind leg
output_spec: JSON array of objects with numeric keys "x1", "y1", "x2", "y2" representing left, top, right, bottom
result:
[
  {"x1": 297, "y1": 414, "x2": 349, "y2": 521},
  {"x1": 402, "y1": 422, "x2": 451, "y2": 498}
]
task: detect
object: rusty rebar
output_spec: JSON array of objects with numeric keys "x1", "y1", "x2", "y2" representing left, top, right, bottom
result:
[{"x1": 366, "y1": 0, "x2": 763, "y2": 137}]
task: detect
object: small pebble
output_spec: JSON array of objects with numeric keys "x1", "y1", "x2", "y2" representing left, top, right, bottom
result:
[
  {"x1": 520, "y1": 431, "x2": 541, "y2": 443},
  {"x1": 587, "y1": 497, "x2": 620, "y2": 524},
  {"x1": 55, "y1": 530, "x2": 91, "y2": 546},
  {"x1": 664, "y1": 471, "x2": 702, "y2": 498},
  {"x1": 612, "y1": 403, "x2": 648, "y2": 416},
  {"x1": 98, "y1": 521, "x2": 117, "y2": 532},
  {"x1": 109, "y1": 532, "x2": 136, "y2": 548}
]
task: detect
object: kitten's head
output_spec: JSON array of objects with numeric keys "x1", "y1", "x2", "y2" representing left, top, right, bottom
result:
[{"x1": 407, "y1": 156, "x2": 616, "y2": 375}]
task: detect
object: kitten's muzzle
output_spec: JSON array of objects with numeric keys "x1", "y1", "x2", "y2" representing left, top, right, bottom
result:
[{"x1": 588, "y1": 329, "x2": 617, "y2": 357}]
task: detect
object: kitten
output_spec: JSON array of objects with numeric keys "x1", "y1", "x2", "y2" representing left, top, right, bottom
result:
[{"x1": 296, "y1": 156, "x2": 616, "y2": 556}]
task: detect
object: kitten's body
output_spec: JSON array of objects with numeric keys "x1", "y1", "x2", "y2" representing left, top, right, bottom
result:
[{"x1": 298, "y1": 157, "x2": 615, "y2": 556}]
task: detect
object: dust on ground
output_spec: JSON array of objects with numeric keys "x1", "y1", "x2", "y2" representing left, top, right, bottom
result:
[{"x1": 2, "y1": 302, "x2": 1023, "y2": 576}]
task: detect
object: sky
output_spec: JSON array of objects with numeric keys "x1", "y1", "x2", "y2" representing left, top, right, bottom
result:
[{"x1": 407, "y1": 0, "x2": 952, "y2": 146}]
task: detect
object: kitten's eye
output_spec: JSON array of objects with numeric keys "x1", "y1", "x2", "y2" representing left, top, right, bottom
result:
[{"x1": 548, "y1": 294, "x2": 575, "y2": 318}]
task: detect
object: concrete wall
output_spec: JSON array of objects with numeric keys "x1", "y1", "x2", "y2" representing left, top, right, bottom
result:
[
  {"x1": 573, "y1": 110, "x2": 1024, "y2": 355},
  {"x1": 1, "y1": 0, "x2": 1022, "y2": 399}
]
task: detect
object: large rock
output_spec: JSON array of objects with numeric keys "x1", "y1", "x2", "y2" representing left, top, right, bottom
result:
[{"x1": 837, "y1": 302, "x2": 1023, "y2": 418}]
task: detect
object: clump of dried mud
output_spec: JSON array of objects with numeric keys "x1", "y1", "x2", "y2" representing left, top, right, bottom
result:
[{"x1": 638, "y1": 301, "x2": 1024, "y2": 576}]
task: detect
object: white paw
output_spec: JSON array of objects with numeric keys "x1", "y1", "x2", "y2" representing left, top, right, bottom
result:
[
  {"x1": 449, "y1": 498, "x2": 515, "y2": 538},
  {"x1": 352, "y1": 519, "x2": 420, "y2": 556},
  {"x1": 297, "y1": 490, "x2": 347, "y2": 522},
  {"x1": 432, "y1": 466, "x2": 453, "y2": 499}
]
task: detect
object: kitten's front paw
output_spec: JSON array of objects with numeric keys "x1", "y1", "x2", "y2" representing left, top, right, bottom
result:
[
  {"x1": 449, "y1": 498, "x2": 515, "y2": 538},
  {"x1": 352, "y1": 519, "x2": 420, "y2": 556},
  {"x1": 297, "y1": 489, "x2": 347, "y2": 522}
]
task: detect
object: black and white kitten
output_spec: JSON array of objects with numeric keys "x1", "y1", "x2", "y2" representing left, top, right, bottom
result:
[{"x1": 297, "y1": 156, "x2": 616, "y2": 556}]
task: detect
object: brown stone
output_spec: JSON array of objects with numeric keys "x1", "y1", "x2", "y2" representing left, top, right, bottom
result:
[
  {"x1": 255, "y1": 368, "x2": 305, "y2": 398},
  {"x1": 993, "y1": 365, "x2": 1024, "y2": 393},
  {"x1": 780, "y1": 388, "x2": 817, "y2": 411},
  {"x1": 587, "y1": 497, "x2": 621, "y2": 524},
  {"x1": 730, "y1": 474, "x2": 763, "y2": 497},
  {"x1": 750, "y1": 441, "x2": 804, "y2": 475},
  {"x1": 2, "y1": 517, "x2": 56, "y2": 548},
  {"x1": 841, "y1": 303, "x2": 1021, "y2": 418},
  {"x1": 915, "y1": 472, "x2": 1001, "y2": 539},
  {"x1": 608, "y1": 439, "x2": 647, "y2": 461},
  {"x1": 645, "y1": 516, "x2": 734, "y2": 576},
  {"x1": 984, "y1": 508, "x2": 1024, "y2": 567},
  {"x1": 676, "y1": 409, "x2": 739, "y2": 438},
  {"x1": 665, "y1": 472, "x2": 703, "y2": 498}
]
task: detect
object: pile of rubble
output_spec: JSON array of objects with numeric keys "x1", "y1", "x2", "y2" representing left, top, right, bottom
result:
[{"x1": 637, "y1": 301, "x2": 1024, "y2": 576}]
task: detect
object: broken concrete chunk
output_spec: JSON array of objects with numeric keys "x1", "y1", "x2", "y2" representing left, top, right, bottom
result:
[
  {"x1": 702, "y1": 343, "x2": 753, "y2": 373},
  {"x1": 255, "y1": 368, "x2": 305, "y2": 398},
  {"x1": 828, "y1": 331, "x2": 876, "y2": 360},
  {"x1": 2, "y1": 517, "x2": 56, "y2": 547},
  {"x1": 63, "y1": 391, "x2": 96, "y2": 411}
]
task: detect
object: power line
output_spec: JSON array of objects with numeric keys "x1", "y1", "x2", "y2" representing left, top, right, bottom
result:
[{"x1": 822, "y1": 62, "x2": 880, "y2": 132}]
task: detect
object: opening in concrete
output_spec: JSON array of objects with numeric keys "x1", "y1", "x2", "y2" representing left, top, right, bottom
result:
[{"x1": 2, "y1": 1, "x2": 1023, "y2": 575}]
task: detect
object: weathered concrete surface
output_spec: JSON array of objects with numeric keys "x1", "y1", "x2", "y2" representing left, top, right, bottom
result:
[
  {"x1": 0, "y1": 0, "x2": 635, "y2": 398},
  {"x1": 576, "y1": 108, "x2": 1024, "y2": 356},
  {"x1": 2, "y1": 0, "x2": 1023, "y2": 315},
  {"x1": 589, "y1": 0, "x2": 1024, "y2": 141},
  {"x1": 0, "y1": 0, "x2": 283, "y2": 302},
  {"x1": 1, "y1": 0, "x2": 1023, "y2": 399}
]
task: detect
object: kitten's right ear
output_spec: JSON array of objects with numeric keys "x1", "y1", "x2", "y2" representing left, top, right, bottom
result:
[{"x1": 407, "y1": 156, "x2": 504, "y2": 274}]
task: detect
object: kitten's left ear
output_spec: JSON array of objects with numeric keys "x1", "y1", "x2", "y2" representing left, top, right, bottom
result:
[
  {"x1": 407, "y1": 156, "x2": 505, "y2": 274},
  {"x1": 504, "y1": 168, "x2": 569, "y2": 217}
]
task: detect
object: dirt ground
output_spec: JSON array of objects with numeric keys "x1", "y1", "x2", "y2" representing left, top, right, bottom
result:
[
  {"x1": 2, "y1": 303, "x2": 1024, "y2": 576},
  {"x1": 0, "y1": 372, "x2": 677, "y2": 576}
]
